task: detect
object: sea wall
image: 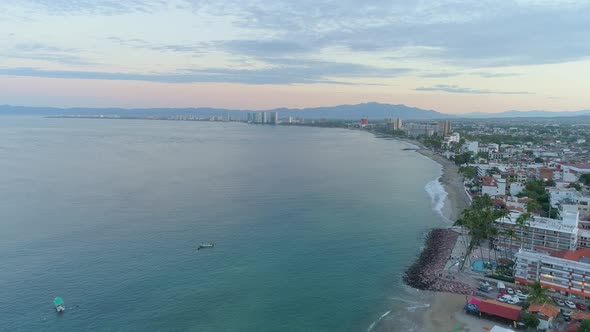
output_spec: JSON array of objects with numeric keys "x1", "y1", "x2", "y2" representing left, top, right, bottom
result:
[{"x1": 404, "y1": 228, "x2": 474, "y2": 295}]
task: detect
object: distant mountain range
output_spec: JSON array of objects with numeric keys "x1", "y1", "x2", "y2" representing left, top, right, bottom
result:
[
  {"x1": 461, "y1": 110, "x2": 590, "y2": 118},
  {"x1": 1, "y1": 103, "x2": 589, "y2": 119},
  {"x1": 0, "y1": 103, "x2": 449, "y2": 120}
]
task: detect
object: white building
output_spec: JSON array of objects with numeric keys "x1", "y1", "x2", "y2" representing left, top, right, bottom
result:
[
  {"x1": 481, "y1": 176, "x2": 506, "y2": 197},
  {"x1": 495, "y1": 209, "x2": 579, "y2": 255},
  {"x1": 560, "y1": 163, "x2": 590, "y2": 182},
  {"x1": 509, "y1": 182, "x2": 525, "y2": 196},
  {"x1": 514, "y1": 248, "x2": 590, "y2": 300},
  {"x1": 465, "y1": 141, "x2": 479, "y2": 153}
]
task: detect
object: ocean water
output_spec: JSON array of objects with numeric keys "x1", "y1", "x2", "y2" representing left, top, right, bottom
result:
[{"x1": 0, "y1": 117, "x2": 444, "y2": 332}]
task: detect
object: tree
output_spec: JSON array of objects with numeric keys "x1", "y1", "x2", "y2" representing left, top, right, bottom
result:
[
  {"x1": 460, "y1": 166, "x2": 476, "y2": 179},
  {"x1": 534, "y1": 157, "x2": 544, "y2": 163},
  {"x1": 578, "y1": 320, "x2": 590, "y2": 332},
  {"x1": 454, "y1": 152, "x2": 473, "y2": 166},
  {"x1": 455, "y1": 195, "x2": 507, "y2": 270},
  {"x1": 581, "y1": 174, "x2": 590, "y2": 186},
  {"x1": 569, "y1": 183, "x2": 582, "y2": 191},
  {"x1": 521, "y1": 312, "x2": 539, "y2": 330},
  {"x1": 526, "y1": 281, "x2": 551, "y2": 305}
]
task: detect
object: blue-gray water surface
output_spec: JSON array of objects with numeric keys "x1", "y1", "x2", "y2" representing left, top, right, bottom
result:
[{"x1": 0, "y1": 117, "x2": 444, "y2": 331}]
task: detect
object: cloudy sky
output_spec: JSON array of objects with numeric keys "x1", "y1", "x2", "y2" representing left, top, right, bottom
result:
[{"x1": 1, "y1": 0, "x2": 589, "y2": 113}]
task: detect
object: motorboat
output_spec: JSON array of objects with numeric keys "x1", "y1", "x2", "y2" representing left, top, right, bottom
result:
[
  {"x1": 197, "y1": 242, "x2": 214, "y2": 250},
  {"x1": 54, "y1": 297, "x2": 65, "y2": 313}
]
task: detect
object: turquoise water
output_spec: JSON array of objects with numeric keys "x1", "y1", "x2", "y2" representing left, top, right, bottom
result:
[
  {"x1": 0, "y1": 117, "x2": 443, "y2": 331},
  {"x1": 471, "y1": 259, "x2": 497, "y2": 273}
]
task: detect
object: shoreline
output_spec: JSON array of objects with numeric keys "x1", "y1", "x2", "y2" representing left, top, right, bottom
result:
[{"x1": 391, "y1": 137, "x2": 475, "y2": 332}]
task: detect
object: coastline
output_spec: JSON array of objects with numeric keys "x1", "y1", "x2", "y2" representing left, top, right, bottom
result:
[
  {"x1": 395, "y1": 138, "x2": 475, "y2": 332},
  {"x1": 415, "y1": 147, "x2": 470, "y2": 223}
]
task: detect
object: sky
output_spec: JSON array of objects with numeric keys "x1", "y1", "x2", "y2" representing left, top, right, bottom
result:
[{"x1": 1, "y1": 0, "x2": 589, "y2": 114}]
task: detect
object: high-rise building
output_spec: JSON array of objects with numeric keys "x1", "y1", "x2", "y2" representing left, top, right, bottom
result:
[
  {"x1": 438, "y1": 120, "x2": 452, "y2": 136},
  {"x1": 270, "y1": 111, "x2": 278, "y2": 124},
  {"x1": 361, "y1": 117, "x2": 368, "y2": 126},
  {"x1": 254, "y1": 112, "x2": 263, "y2": 123}
]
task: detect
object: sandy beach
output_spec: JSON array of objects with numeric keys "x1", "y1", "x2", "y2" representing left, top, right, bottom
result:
[
  {"x1": 407, "y1": 144, "x2": 476, "y2": 331},
  {"x1": 416, "y1": 148, "x2": 471, "y2": 223}
]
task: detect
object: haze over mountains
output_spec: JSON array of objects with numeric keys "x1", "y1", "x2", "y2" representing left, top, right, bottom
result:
[{"x1": 1, "y1": 103, "x2": 589, "y2": 120}]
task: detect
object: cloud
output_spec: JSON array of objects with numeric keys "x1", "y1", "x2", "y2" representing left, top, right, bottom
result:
[
  {"x1": 107, "y1": 37, "x2": 206, "y2": 54},
  {"x1": 11, "y1": 0, "x2": 167, "y2": 15},
  {"x1": 213, "y1": 0, "x2": 590, "y2": 67},
  {"x1": 0, "y1": 42, "x2": 92, "y2": 65},
  {"x1": 420, "y1": 72, "x2": 463, "y2": 78},
  {"x1": 0, "y1": 62, "x2": 410, "y2": 84},
  {"x1": 415, "y1": 84, "x2": 532, "y2": 95},
  {"x1": 420, "y1": 71, "x2": 520, "y2": 78},
  {"x1": 469, "y1": 72, "x2": 520, "y2": 78}
]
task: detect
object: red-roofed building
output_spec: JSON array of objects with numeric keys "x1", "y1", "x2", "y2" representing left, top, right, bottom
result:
[
  {"x1": 477, "y1": 299, "x2": 521, "y2": 321},
  {"x1": 528, "y1": 303, "x2": 560, "y2": 330}
]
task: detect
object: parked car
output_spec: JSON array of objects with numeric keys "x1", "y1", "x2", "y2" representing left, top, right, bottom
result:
[
  {"x1": 565, "y1": 301, "x2": 576, "y2": 309},
  {"x1": 499, "y1": 289, "x2": 508, "y2": 296},
  {"x1": 507, "y1": 297, "x2": 520, "y2": 305},
  {"x1": 515, "y1": 289, "x2": 523, "y2": 296},
  {"x1": 506, "y1": 288, "x2": 515, "y2": 295},
  {"x1": 478, "y1": 285, "x2": 493, "y2": 292},
  {"x1": 562, "y1": 310, "x2": 573, "y2": 318},
  {"x1": 555, "y1": 299, "x2": 565, "y2": 306},
  {"x1": 576, "y1": 303, "x2": 587, "y2": 311}
]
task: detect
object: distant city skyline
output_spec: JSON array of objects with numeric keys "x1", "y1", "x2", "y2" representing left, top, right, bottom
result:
[{"x1": 1, "y1": 1, "x2": 589, "y2": 114}]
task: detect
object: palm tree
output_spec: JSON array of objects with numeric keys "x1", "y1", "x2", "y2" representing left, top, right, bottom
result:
[
  {"x1": 504, "y1": 228, "x2": 520, "y2": 260},
  {"x1": 526, "y1": 281, "x2": 551, "y2": 305},
  {"x1": 454, "y1": 195, "x2": 504, "y2": 271},
  {"x1": 515, "y1": 212, "x2": 532, "y2": 250}
]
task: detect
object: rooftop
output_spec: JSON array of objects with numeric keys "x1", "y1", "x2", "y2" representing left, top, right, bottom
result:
[
  {"x1": 551, "y1": 248, "x2": 590, "y2": 263},
  {"x1": 528, "y1": 303, "x2": 560, "y2": 318},
  {"x1": 497, "y1": 212, "x2": 578, "y2": 234},
  {"x1": 477, "y1": 299, "x2": 521, "y2": 321}
]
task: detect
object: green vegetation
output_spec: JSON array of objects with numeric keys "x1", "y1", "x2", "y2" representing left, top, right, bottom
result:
[
  {"x1": 579, "y1": 320, "x2": 590, "y2": 332},
  {"x1": 569, "y1": 182, "x2": 582, "y2": 191},
  {"x1": 421, "y1": 135, "x2": 443, "y2": 149},
  {"x1": 526, "y1": 281, "x2": 551, "y2": 305},
  {"x1": 459, "y1": 165, "x2": 476, "y2": 179},
  {"x1": 453, "y1": 152, "x2": 473, "y2": 166},
  {"x1": 516, "y1": 180, "x2": 558, "y2": 218},
  {"x1": 534, "y1": 157, "x2": 544, "y2": 163},
  {"x1": 521, "y1": 312, "x2": 540, "y2": 329},
  {"x1": 581, "y1": 174, "x2": 590, "y2": 186},
  {"x1": 454, "y1": 195, "x2": 508, "y2": 270},
  {"x1": 486, "y1": 274, "x2": 515, "y2": 283}
]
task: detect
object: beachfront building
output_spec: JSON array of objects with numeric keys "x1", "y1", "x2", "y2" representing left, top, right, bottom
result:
[
  {"x1": 495, "y1": 210, "x2": 579, "y2": 256},
  {"x1": 481, "y1": 176, "x2": 506, "y2": 197},
  {"x1": 514, "y1": 248, "x2": 590, "y2": 299}
]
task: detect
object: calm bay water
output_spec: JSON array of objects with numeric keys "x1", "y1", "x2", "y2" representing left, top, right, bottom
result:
[{"x1": 0, "y1": 117, "x2": 444, "y2": 331}]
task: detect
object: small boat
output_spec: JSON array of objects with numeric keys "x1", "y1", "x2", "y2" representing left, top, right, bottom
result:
[
  {"x1": 197, "y1": 242, "x2": 214, "y2": 250},
  {"x1": 54, "y1": 297, "x2": 65, "y2": 313}
]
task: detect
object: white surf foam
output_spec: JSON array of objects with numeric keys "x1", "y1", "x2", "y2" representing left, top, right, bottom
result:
[
  {"x1": 366, "y1": 310, "x2": 391, "y2": 332},
  {"x1": 424, "y1": 173, "x2": 449, "y2": 221}
]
